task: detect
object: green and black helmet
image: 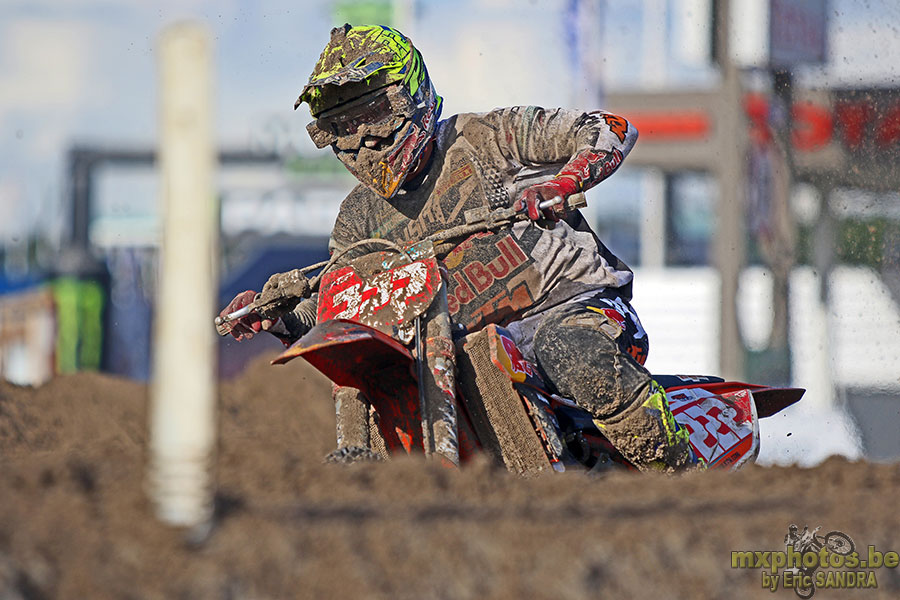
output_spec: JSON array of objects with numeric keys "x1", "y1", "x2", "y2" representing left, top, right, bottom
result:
[{"x1": 295, "y1": 24, "x2": 443, "y2": 198}]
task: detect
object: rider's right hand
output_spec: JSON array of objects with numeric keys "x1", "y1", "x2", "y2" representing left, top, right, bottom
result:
[
  {"x1": 514, "y1": 176, "x2": 579, "y2": 222},
  {"x1": 219, "y1": 290, "x2": 270, "y2": 341}
]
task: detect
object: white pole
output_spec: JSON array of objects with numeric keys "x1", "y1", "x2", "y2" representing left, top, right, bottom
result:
[{"x1": 149, "y1": 22, "x2": 218, "y2": 527}]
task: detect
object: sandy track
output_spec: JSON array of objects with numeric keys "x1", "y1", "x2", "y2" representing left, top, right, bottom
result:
[{"x1": 1, "y1": 355, "x2": 898, "y2": 599}]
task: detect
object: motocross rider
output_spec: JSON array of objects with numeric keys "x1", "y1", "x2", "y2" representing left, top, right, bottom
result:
[{"x1": 220, "y1": 24, "x2": 696, "y2": 471}]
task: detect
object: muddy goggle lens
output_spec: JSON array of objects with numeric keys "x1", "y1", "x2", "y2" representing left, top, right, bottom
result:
[{"x1": 307, "y1": 86, "x2": 416, "y2": 148}]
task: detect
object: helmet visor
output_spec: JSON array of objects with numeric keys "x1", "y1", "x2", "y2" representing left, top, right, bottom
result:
[{"x1": 306, "y1": 84, "x2": 417, "y2": 149}]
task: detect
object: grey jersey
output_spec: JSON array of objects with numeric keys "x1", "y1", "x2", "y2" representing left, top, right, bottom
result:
[{"x1": 329, "y1": 106, "x2": 638, "y2": 333}]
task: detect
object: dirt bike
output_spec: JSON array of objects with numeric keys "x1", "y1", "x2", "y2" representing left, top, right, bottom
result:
[
  {"x1": 784, "y1": 526, "x2": 855, "y2": 598},
  {"x1": 217, "y1": 196, "x2": 805, "y2": 474}
]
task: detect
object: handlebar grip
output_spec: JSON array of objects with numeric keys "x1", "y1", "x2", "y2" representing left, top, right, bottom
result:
[
  {"x1": 224, "y1": 304, "x2": 255, "y2": 321},
  {"x1": 537, "y1": 197, "x2": 561, "y2": 211},
  {"x1": 214, "y1": 304, "x2": 255, "y2": 337},
  {"x1": 536, "y1": 192, "x2": 587, "y2": 211}
]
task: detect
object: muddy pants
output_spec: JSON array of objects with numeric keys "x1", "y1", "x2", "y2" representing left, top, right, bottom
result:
[{"x1": 508, "y1": 290, "x2": 692, "y2": 471}]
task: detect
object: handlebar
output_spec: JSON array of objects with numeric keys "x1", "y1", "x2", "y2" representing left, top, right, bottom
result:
[{"x1": 215, "y1": 192, "x2": 587, "y2": 333}]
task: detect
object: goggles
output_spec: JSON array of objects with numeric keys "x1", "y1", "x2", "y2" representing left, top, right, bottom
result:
[{"x1": 306, "y1": 84, "x2": 418, "y2": 149}]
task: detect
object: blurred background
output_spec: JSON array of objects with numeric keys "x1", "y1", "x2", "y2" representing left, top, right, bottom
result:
[{"x1": 1, "y1": 0, "x2": 898, "y2": 465}]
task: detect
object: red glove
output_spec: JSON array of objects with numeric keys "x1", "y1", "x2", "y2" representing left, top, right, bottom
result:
[
  {"x1": 513, "y1": 176, "x2": 579, "y2": 222},
  {"x1": 218, "y1": 290, "x2": 275, "y2": 341}
]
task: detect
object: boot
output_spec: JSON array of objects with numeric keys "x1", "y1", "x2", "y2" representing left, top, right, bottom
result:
[{"x1": 592, "y1": 379, "x2": 703, "y2": 472}]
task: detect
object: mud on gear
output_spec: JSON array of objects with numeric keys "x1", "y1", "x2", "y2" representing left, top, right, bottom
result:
[
  {"x1": 295, "y1": 24, "x2": 443, "y2": 199},
  {"x1": 530, "y1": 291, "x2": 694, "y2": 471}
]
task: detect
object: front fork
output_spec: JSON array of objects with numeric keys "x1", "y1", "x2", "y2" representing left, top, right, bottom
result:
[
  {"x1": 333, "y1": 281, "x2": 461, "y2": 466},
  {"x1": 415, "y1": 283, "x2": 460, "y2": 465}
]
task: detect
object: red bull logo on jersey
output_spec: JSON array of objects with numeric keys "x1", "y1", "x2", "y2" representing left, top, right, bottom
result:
[{"x1": 446, "y1": 234, "x2": 530, "y2": 314}]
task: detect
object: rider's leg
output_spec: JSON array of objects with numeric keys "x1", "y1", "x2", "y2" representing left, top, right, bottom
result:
[{"x1": 531, "y1": 293, "x2": 695, "y2": 471}]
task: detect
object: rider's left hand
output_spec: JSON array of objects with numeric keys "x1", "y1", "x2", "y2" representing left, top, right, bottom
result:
[
  {"x1": 219, "y1": 290, "x2": 268, "y2": 341},
  {"x1": 514, "y1": 176, "x2": 579, "y2": 222},
  {"x1": 257, "y1": 269, "x2": 310, "y2": 321}
]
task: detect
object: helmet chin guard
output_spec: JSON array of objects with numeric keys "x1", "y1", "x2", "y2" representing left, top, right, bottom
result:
[{"x1": 334, "y1": 81, "x2": 438, "y2": 198}]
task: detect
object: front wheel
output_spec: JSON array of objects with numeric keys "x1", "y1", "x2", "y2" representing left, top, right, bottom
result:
[
  {"x1": 795, "y1": 568, "x2": 816, "y2": 599},
  {"x1": 795, "y1": 582, "x2": 815, "y2": 599}
]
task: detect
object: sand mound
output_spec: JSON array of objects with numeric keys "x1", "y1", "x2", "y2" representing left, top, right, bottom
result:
[{"x1": 1, "y1": 355, "x2": 898, "y2": 599}]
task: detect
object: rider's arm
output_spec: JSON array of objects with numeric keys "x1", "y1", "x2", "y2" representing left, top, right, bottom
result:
[
  {"x1": 481, "y1": 107, "x2": 637, "y2": 221},
  {"x1": 264, "y1": 294, "x2": 318, "y2": 345},
  {"x1": 491, "y1": 106, "x2": 639, "y2": 193}
]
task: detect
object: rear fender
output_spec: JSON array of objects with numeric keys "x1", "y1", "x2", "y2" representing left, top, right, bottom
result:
[
  {"x1": 655, "y1": 375, "x2": 805, "y2": 419},
  {"x1": 664, "y1": 385, "x2": 760, "y2": 469},
  {"x1": 659, "y1": 378, "x2": 805, "y2": 469}
]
